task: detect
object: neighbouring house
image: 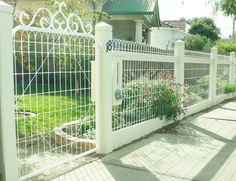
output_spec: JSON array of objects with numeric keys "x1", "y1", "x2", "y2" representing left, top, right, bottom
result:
[
  {"x1": 163, "y1": 19, "x2": 187, "y2": 32},
  {"x1": 102, "y1": 0, "x2": 161, "y2": 42},
  {"x1": 148, "y1": 19, "x2": 189, "y2": 50}
]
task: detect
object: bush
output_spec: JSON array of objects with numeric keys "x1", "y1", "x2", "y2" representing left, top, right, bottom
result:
[
  {"x1": 183, "y1": 35, "x2": 213, "y2": 52},
  {"x1": 224, "y1": 84, "x2": 236, "y2": 94},
  {"x1": 151, "y1": 72, "x2": 187, "y2": 120},
  {"x1": 113, "y1": 71, "x2": 187, "y2": 128},
  {"x1": 185, "y1": 92, "x2": 203, "y2": 106},
  {"x1": 215, "y1": 40, "x2": 236, "y2": 54}
]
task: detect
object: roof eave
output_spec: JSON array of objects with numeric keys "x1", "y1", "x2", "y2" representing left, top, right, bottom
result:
[{"x1": 106, "y1": 12, "x2": 154, "y2": 15}]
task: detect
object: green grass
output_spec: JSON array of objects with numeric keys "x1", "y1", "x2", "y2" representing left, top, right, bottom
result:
[{"x1": 16, "y1": 93, "x2": 95, "y2": 139}]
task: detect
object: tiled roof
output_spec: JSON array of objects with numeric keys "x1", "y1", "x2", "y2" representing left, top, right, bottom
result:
[{"x1": 162, "y1": 20, "x2": 186, "y2": 32}]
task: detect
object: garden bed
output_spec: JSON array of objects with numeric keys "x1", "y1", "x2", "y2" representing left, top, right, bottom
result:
[{"x1": 52, "y1": 121, "x2": 95, "y2": 152}]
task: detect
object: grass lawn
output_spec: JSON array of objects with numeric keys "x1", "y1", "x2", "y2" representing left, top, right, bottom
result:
[{"x1": 15, "y1": 93, "x2": 95, "y2": 139}]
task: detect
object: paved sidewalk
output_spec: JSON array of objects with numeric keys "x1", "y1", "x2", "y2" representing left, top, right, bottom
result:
[{"x1": 53, "y1": 99, "x2": 236, "y2": 181}]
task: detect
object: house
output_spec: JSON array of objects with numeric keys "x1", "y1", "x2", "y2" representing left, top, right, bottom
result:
[
  {"x1": 148, "y1": 19, "x2": 189, "y2": 50},
  {"x1": 163, "y1": 19, "x2": 187, "y2": 32},
  {"x1": 102, "y1": 0, "x2": 161, "y2": 42}
]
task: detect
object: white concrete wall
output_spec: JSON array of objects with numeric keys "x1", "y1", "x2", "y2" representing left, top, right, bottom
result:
[
  {"x1": 149, "y1": 27, "x2": 189, "y2": 50},
  {"x1": 109, "y1": 20, "x2": 136, "y2": 41}
]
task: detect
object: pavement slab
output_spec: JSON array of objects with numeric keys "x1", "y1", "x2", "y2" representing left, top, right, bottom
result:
[{"x1": 53, "y1": 99, "x2": 236, "y2": 181}]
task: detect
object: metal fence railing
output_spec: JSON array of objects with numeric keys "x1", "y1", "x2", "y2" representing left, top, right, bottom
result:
[
  {"x1": 216, "y1": 64, "x2": 230, "y2": 95},
  {"x1": 1, "y1": 2, "x2": 236, "y2": 179},
  {"x1": 12, "y1": 2, "x2": 96, "y2": 180},
  {"x1": 184, "y1": 63, "x2": 210, "y2": 106},
  {"x1": 112, "y1": 60, "x2": 175, "y2": 131}
]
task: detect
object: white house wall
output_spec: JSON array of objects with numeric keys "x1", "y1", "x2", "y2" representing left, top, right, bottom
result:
[
  {"x1": 149, "y1": 27, "x2": 189, "y2": 50},
  {"x1": 109, "y1": 20, "x2": 136, "y2": 41}
]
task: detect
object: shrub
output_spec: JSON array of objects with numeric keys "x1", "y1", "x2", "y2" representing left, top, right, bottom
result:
[
  {"x1": 183, "y1": 35, "x2": 213, "y2": 52},
  {"x1": 113, "y1": 71, "x2": 187, "y2": 127},
  {"x1": 151, "y1": 72, "x2": 187, "y2": 120},
  {"x1": 224, "y1": 84, "x2": 236, "y2": 94},
  {"x1": 215, "y1": 40, "x2": 236, "y2": 54},
  {"x1": 185, "y1": 92, "x2": 203, "y2": 106}
]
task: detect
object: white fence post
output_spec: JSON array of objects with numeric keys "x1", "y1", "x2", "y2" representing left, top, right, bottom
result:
[
  {"x1": 210, "y1": 47, "x2": 218, "y2": 105},
  {"x1": 174, "y1": 40, "x2": 185, "y2": 117},
  {"x1": 229, "y1": 52, "x2": 235, "y2": 85},
  {"x1": 0, "y1": 1, "x2": 19, "y2": 181},
  {"x1": 95, "y1": 22, "x2": 113, "y2": 154},
  {"x1": 174, "y1": 40, "x2": 185, "y2": 86}
]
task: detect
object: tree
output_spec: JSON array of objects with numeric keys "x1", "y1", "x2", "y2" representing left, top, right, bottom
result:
[
  {"x1": 188, "y1": 17, "x2": 220, "y2": 41},
  {"x1": 219, "y1": 0, "x2": 236, "y2": 38}
]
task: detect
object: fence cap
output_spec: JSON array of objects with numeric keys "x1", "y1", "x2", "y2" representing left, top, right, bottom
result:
[
  {"x1": 211, "y1": 47, "x2": 218, "y2": 53},
  {"x1": 175, "y1": 40, "x2": 184, "y2": 46},
  {"x1": 175, "y1": 40, "x2": 184, "y2": 43},
  {"x1": 0, "y1": 1, "x2": 13, "y2": 14},
  {"x1": 95, "y1": 22, "x2": 112, "y2": 31}
]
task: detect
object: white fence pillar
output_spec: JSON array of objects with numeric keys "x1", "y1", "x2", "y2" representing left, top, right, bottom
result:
[
  {"x1": 174, "y1": 40, "x2": 185, "y2": 116},
  {"x1": 174, "y1": 40, "x2": 185, "y2": 85},
  {"x1": 210, "y1": 47, "x2": 218, "y2": 105},
  {"x1": 95, "y1": 22, "x2": 113, "y2": 154},
  {"x1": 0, "y1": 1, "x2": 19, "y2": 181},
  {"x1": 229, "y1": 52, "x2": 235, "y2": 85}
]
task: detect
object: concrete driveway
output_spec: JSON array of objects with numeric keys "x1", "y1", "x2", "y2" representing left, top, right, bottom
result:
[{"x1": 53, "y1": 99, "x2": 236, "y2": 181}]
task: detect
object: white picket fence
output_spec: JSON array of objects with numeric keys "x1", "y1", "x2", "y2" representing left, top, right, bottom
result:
[{"x1": 0, "y1": 1, "x2": 236, "y2": 181}]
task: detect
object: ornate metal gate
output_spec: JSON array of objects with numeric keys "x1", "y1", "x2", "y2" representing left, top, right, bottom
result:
[{"x1": 12, "y1": 2, "x2": 96, "y2": 180}]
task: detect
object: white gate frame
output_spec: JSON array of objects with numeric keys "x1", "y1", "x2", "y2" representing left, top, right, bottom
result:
[{"x1": 0, "y1": 1, "x2": 19, "y2": 181}]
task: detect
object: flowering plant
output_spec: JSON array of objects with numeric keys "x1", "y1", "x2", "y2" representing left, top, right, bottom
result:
[{"x1": 113, "y1": 70, "x2": 187, "y2": 128}]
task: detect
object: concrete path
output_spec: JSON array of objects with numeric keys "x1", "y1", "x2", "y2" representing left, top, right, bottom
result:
[{"x1": 53, "y1": 99, "x2": 236, "y2": 181}]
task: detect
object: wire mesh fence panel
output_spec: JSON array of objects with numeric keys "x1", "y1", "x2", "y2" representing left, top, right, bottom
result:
[
  {"x1": 216, "y1": 64, "x2": 230, "y2": 95},
  {"x1": 13, "y1": 2, "x2": 96, "y2": 180},
  {"x1": 112, "y1": 60, "x2": 175, "y2": 131},
  {"x1": 109, "y1": 39, "x2": 179, "y2": 132},
  {"x1": 184, "y1": 63, "x2": 210, "y2": 107}
]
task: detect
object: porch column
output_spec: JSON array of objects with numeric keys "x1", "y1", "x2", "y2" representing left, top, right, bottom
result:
[{"x1": 135, "y1": 20, "x2": 143, "y2": 43}]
